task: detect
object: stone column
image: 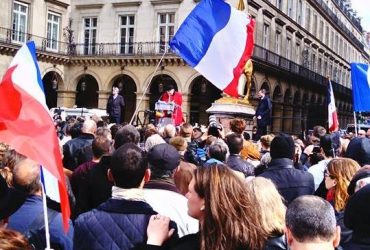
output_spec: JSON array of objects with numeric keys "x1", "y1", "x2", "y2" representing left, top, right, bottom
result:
[
  {"x1": 56, "y1": 90, "x2": 77, "y2": 108},
  {"x1": 98, "y1": 90, "x2": 110, "y2": 110},
  {"x1": 182, "y1": 93, "x2": 190, "y2": 123}
]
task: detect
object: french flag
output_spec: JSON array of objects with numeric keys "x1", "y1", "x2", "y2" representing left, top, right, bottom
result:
[
  {"x1": 350, "y1": 63, "x2": 370, "y2": 112},
  {"x1": 0, "y1": 42, "x2": 70, "y2": 230},
  {"x1": 327, "y1": 80, "x2": 339, "y2": 133},
  {"x1": 169, "y1": 0, "x2": 255, "y2": 97}
]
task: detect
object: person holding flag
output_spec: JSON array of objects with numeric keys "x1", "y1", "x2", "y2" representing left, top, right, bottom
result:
[{"x1": 0, "y1": 42, "x2": 71, "y2": 247}]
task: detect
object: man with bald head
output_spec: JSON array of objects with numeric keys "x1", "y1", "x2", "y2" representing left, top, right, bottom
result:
[
  {"x1": 63, "y1": 119, "x2": 97, "y2": 170},
  {"x1": 7, "y1": 157, "x2": 74, "y2": 249}
]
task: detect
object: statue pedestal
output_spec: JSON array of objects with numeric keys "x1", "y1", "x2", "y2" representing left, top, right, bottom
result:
[{"x1": 206, "y1": 96, "x2": 256, "y2": 134}]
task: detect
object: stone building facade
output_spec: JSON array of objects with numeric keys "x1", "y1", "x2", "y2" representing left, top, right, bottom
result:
[{"x1": 0, "y1": 0, "x2": 369, "y2": 134}]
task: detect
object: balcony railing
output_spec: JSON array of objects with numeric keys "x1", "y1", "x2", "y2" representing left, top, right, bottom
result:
[
  {"x1": 0, "y1": 26, "x2": 352, "y2": 96},
  {"x1": 252, "y1": 45, "x2": 352, "y2": 96},
  {"x1": 0, "y1": 27, "x2": 69, "y2": 55},
  {"x1": 0, "y1": 27, "x2": 176, "y2": 56},
  {"x1": 314, "y1": 0, "x2": 364, "y2": 50}
]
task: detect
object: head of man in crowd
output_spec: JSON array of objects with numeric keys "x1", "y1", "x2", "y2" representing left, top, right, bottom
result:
[
  {"x1": 108, "y1": 143, "x2": 149, "y2": 189},
  {"x1": 270, "y1": 133, "x2": 295, "y2": 160},
  {"x1": 147, "y1": 143, "x2": 180, "y2": 180},
  {"x1": 225, "y1": 133, "x2": 243, "y2": 155},
  {"x1": 286, "y1": 195, "x2": 340, "y2": 250},
  {"x1": 12, "y1": 158, "x2": 41, "y2": 196},
  {"x1": 114, "y1": 125, "x2": 140, "y2": 149},
  {"x1": 358, "y1": 129, "x2": 366, "y2": 138},
  {"x1": 81, "y1": 119, "x2": 97, "y2": 136}
]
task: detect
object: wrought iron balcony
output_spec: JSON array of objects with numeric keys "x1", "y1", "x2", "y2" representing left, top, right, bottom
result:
[
  {"x1": 0, "y1": 26, "x2": 352, "y2": 97},
  {"x1": 314, "y1": 0, "x2": 364, "y2": 50},
  {"x1": 0, "y1": 27, "x2": 176, "y2": 57},
  {"x1": 252, "y1": 45, "x2": 352, "y2": 97}
]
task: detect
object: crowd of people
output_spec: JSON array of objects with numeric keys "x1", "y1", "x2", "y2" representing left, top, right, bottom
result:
[{"x1": 1, "y1": 115, "x2": 370, "y2": 250}]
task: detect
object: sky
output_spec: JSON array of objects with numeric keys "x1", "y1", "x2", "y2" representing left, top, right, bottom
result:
[{"x1": 351, "y1": 0, "x2": 370, "y2": 32}]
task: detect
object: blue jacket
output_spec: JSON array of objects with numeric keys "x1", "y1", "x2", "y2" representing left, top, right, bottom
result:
[
  {"x1": 7, "y1": 195, "x2": 74, "y2": 250},
  {"x1": 74, "y1": 198, "x2": 177, "y2": 250}
]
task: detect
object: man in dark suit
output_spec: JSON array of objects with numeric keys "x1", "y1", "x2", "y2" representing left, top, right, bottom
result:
[
  {"x1": 254, "y1": 88, "x2": 272, "y2": 140},
  {"x1": 106, "y1": 86, "x2": 125, "y2": 124}
]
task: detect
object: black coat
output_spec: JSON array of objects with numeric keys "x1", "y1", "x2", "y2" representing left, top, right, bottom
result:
[
  {"x1": 255, "y1": 96, "x2": 272, "y2": 126},
  {"x1": 62, "y1": 133, "x2": 94, "y2": 171},
  {"x1": 74, "y1": 156, "x2": 112, "y2": 217},
  {"x1": 260, "y1": 158, "x2": 315, "y2": 204},
  {"x1": 107, "y1": 95, "x2": 125, "y2": 117}
]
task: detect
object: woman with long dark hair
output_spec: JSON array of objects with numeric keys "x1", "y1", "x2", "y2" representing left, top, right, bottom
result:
[{"x1": 144, "y1": 164, "x2": 267, "y2": 250}]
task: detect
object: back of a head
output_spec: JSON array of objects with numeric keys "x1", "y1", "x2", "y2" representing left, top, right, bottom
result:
[
  {"x1": 12, "y1": 158, "x2": 41, "y2": 195},
  {"x1": 164, "y1": 124, "x2": 176, "y2": 138},
  {"x1": 270, "y1": 133, "x2": 295, "y2": 160},
  {"x1": 0, "y1": 228, "x2": 32, "y2": 250},
  {"x1": 92, "y1": 136, "x2": 112, "y2": 158},
  {"x1": 260, "y1": 134, "x2": 274, "y2": 149},
  {"x1": 81, "y1": 119, "x2": 97, "y2": 135},
  {"x1": 286, "y1": 195, "x2": 337, "y2": 242},
  {"x1": 145, "y1": 134, "x2": 165, "y2": 152},
  {"x1": 313, "y1": 126, "x2": 327, "y2": 138},
  {"x1": 114, "y1": 125, "x2": 140, "y2": 149},
  {"x1": 180, "y1": 123, "x2": 193, "y2": 138},
  {"x1": 209, "y1": 139, "x2": 229, "y2": 162},
  {"x1": 109, "y1": 124, "x2": 123, "y2": 140},
  {"x1": 245, "y1": 177, "x2": 286, "y2": 235},
  {"x1": 110, "y1": 143, "x2": 147, "y2": 188},
  {"x1": 320, "y1": 134, "x2": 335, "y2": 158},
  {"x1": 344, "y1": 184, "x2": 370, "y2": 235},
  {"x1": 345, "y1": 137, "x2": 370, "y2": 166},
  {"x1": 193, "y1": 164, "x2": 265, "y2": 250},
  {"x1": 230, "y1": 118, "x2": 246, "y2": 134},
  {"x1": 225, "y1": 133, "x2": 243, "y2": 154},
  {"x1": 147, "y1": 143, "x2": 180, "y2": 179}
]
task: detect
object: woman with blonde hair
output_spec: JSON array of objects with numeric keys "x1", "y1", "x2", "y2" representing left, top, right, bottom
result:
[
  {"x1": 144, "y1": 164, "x2": 267, "y2": 250},
  {"x1": 245, "y1": 177, "x2": 287, "y2": 250},
  {"x1": 324, "y1": 158, "x2": 360, "y2": 246}
]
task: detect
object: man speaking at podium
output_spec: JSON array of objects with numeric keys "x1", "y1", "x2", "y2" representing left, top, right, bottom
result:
[{"x1": 159, "y1": 84, "x2": 184, "y2": 126}]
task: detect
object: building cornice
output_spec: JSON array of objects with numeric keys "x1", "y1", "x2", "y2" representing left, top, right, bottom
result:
[
  {"x1": 75, "y1": 4, "x2": 104, "y2": 10},
  {"x1": 68, "y1": 55, "x2": 185, "y2": 67},
  {"x1": 112, "y1": 1, "x2": 142, "y2": 7},
  {"x1": 44, "y1": 0, "x2": 70, "y2": 9},
  {"x1": 150, "y1": 0, "x2": 183, "y2": 6}
]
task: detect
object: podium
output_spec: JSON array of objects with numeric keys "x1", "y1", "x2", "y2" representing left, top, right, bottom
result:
[{"x1": 155, "y1": 101, "x2": 175, "y2": 127}]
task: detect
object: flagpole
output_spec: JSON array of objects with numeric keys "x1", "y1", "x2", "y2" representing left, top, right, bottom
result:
[
  {"x1": 40, "y1": 172, "x2": 52, "y2": 250},
  {"x1": 353, "y1": 111, "x2": 358, "y2": 136},
  {"x1": 129, "y1": 50, "x2": 167, "y2": 125}
]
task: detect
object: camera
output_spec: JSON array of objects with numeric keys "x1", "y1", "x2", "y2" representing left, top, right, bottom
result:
[{"x1": 208, "y1": 115, "x2": 222, "y2": 131}]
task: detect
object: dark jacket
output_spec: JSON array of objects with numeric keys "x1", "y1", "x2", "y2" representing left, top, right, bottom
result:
[
  {"x1": 343, "y1": 235, "x2": 370, "y2": 250},
  {"x1": 74, "y1": 198, "x2": 177, "y2": 250},
  {"x1": 7, "y1": 195, "x2": 74, "y2": 250},
  {"x1": 255, "y1": 96, "x2": 272, "y2": 126},
  {"x1": 226, "y1": 154, "x2": 254, "y2": 177},
  {"x1": 63, "y1": 133, "x2": 94, "y2": 171},
  {"x1": 264, "y1": 234, "x2": 287, "y2": 250},
  {"x1": 74, "y1": 156, "x2": 112, "y2": 217},
  {"x1": 260, "y1": 158, "x2": 315, "y2": 204},
  {"x1": 107, "y1": 95, "x2": 125, "y2": 117}
]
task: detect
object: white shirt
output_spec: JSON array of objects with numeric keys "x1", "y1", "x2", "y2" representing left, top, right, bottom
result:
[
  {"x1": 308, "y1": 159, "x2": 331, "y2": 191},
  {"x1": 144, "y1": 189, "x2": 199, "y2": 237}
]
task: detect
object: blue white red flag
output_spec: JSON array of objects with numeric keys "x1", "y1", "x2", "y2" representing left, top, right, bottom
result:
[
  {"x1": 169, "y1": 0, "x2": 255, "y2": 97},
  {"x1": 327, "y1": 80, "x2": 339, "y2": 133},
  {"x1": 0, "y1": 42, "x2": 70, "y2": 230},
  {"x1": 350, "y1": 63, "x2": 370, "y2": 112}
]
